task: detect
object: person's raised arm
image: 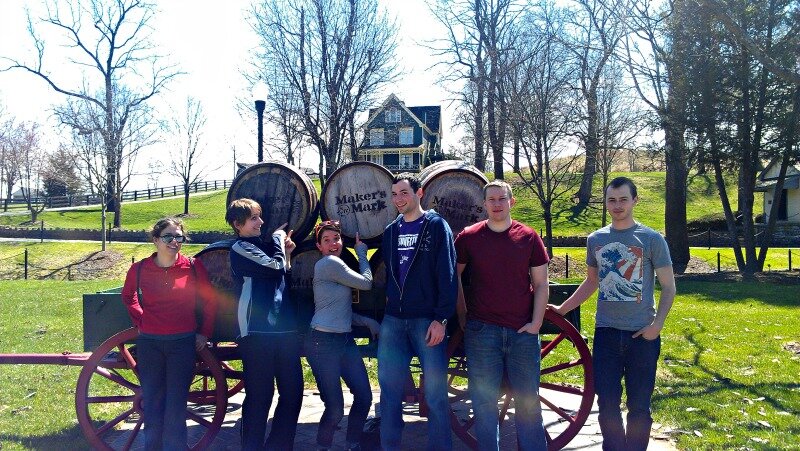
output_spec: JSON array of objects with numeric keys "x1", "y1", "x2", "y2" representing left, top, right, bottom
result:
[{"x1": 550, "y1": 266, "x2": 599, "y2": 316}]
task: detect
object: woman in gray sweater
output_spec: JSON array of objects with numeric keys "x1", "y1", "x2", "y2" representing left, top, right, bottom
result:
[{"x1": 307, "y1": 220, "x2": 380, "y2": 451}]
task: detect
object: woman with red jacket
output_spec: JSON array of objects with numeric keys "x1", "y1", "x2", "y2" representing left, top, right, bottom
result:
[{"x1": 121, "y1": 217, "x2": 216, "y2": 451}]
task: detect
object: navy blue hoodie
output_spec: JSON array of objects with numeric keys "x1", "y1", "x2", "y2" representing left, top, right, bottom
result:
[
  {"x1": 229, "y1": 234, "x2": 296, "y2": 336},
  {"x1": 381, "y1": 210, "x2": 457, "y2": 321}
]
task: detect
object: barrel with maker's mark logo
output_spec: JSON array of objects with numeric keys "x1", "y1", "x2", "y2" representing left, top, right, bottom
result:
[
  {"x1": 319, "y1": 161, "x2": 397, "y2": 247},
  {"x1": 419, "y1": 160, "x2": 488, "y2": 237}
]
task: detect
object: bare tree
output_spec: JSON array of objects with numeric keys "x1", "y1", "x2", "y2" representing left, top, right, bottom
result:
[
  {"x1": 264, "y1": 83, "x2": 305, "y2": 166},
  {"x1": 507, "y1": 5, "x2": 583, "y2": 254},
  {"x1": 595, "y1": 59, "x2": 649, "y2": 225},
  {"x1": 1, "y1": 0, "x2": 180, "y2": 228},
  {"x1": 69, "y1": 109, "x2": 111, "y2": 250},
  {"x1": 249, "y1": 0, "x2": 400, "y2": 183},
  {"x1": 0, "y1": 114, "x2": 21, "y2": 212},
  {"x1": 42, "y1": 145, "x2": 83, "y2": 198},
  {"x1": 566, "y1": 0, "x2": 628, "y2": 205},
  {"x1": 428, "y1": 0, "x2": 524, "y2": 176},
  {"x1": 622, "y1": 0, "x2": 692, "y2": 272},
  {"x1": 54, "y1": 88, "x2": 159, "y2": 226},
  {"x1": 13, "y1": 122, "x2": 47, "y2": 222},
  {"x1": 167, "y1": 96, "x2": 216, "y2": 215}
]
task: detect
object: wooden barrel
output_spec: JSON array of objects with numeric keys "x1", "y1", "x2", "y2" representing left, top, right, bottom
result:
[
  {"x1": 319, "y1": 161, "x2": 397, "y2": 246},
  {"x1": 419, "y1": 160, "x2": 488, "y2": 236},
  {"x1": 194, "y1": 239, "x2": 239, "y2": 342},
  {"x1": 227, "y1": 161, "x2": 318, "y2": 242},
  {"x1": 369, "y1": 247, "x2": 387, "y2": 290}
]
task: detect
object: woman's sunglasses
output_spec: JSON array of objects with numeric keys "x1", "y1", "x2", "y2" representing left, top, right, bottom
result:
[{"x1": 159, "y1": 234, "x2": 186, "y2": 243}]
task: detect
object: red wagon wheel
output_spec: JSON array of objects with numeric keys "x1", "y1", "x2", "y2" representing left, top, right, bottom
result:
[
  {"x1": 447, "y1": 310, "x2": 594, "y2": 450},
  {"x1": 75, "y1": 327, "x2": 228, "y2": 450}
]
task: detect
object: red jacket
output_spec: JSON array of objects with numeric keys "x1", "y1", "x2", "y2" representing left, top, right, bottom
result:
[{"x1": 122, "y1": 253, "x2": 216, "y2": 337}]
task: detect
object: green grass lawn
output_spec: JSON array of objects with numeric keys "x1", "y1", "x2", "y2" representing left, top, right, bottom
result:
[
  {"x1": 0, "y1": 172, "x2": 756, "y2": 238},
  {"x1": 0, "y1": 190, "x2": 231, "y2": 232},
  {"x1": 1, "y1": 276, "x2": 798, "y2": 449},
  {"x1": 511, "y1": 171, "x2": 752, "y2": 236}
]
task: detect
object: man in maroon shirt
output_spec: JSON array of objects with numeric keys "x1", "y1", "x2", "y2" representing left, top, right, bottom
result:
[{"x1": 455, "y1": 180, "x2": 550, "y2": 451}]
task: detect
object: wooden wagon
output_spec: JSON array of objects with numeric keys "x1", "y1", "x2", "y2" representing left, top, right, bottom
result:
[{"x1": 0, "y1": 161, "x2": 595, "y2": 450}]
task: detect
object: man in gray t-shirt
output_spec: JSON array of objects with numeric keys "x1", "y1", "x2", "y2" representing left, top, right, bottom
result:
[{"x1": 551, "y1": 177, "x2": 676, "y2": 451}]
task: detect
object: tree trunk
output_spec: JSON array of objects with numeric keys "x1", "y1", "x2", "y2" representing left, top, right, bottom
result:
[
  {"x1": 576, "y1": 89, "x2": 599, "y2": 205},
  {"x1": 758, "y1": 86, "x2": 799, "y2": 268},
  {"x1": 543, "y1": 202, "x2": 553, "y2": 257},
  {"x1": 663, "y1": 119, "x2": 690, "y2": 273},
  {"x1": 183, "y1": 186, "x2": 190, "y2": 215}
]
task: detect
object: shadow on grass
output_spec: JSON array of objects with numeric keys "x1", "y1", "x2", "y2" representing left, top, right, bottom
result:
[
  {"x1": 653, "y1": 322, "x2": 800, "y2": 443},
  {"x1": 0, "y1": 425, "x2": 88, "y2": 449},
  {"x1": 551, "y1": 202, "x2": 601, "y2": 230},
  {"x1": 675, "y1": 280, "x2": 800, "y2": 307},
  {"x1": 25, "y1": 250, "x2": 109, "y2": 280}
]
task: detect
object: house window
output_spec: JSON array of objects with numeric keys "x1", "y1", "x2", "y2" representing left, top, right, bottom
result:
[
  {"x1": 370, "y1": 128, "x2": 384, "y2": 146},
  {"x1": 399, "y1": 127, "x2": 413, "y2": 145},
  {"x1": 401, "y1": 154, "x2": 413, "y2": 168},
  {"x1": 368, "y1": 154, "x2": 383, "y2": 165},
  {"x1": 385, "y1": 108, "x2": 400, "y2": 123}
]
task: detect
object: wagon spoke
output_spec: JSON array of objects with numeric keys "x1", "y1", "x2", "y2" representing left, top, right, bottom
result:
[
  {"x1": 86, "y1": 394, "x2": 136, "y2": 403},
  {"x1": 118, "y1": 344, "x2": 137, "y2": 371},
  {"x1": 540, "y1": 332, "x2": 567, "y2": 358},
  {"x1": 541, "y1": 358, "x2": 584, "y2": 375},
  {"x1": 186, "y1": 409, "x2": 213, "y2": 428},
  {"x1": 498, "y1": 395, "x2": 512, "y2": 426},
  {"x1": 93, "y1": 366, "x2": 139, "y2": 391},
  {"x1": 122, "y1": 418, "x2": 143, "y2": 451},
  {"x1": 540, "y1": 382, "x2": 584, "y2": 396},
  {"x1": 96, "y1": 407, "x2": 136, "y2": 436},
  {"x1": 462, "y1": 415, "x2": 476, "y2": 430},
  {"x1": 540, "y1": 395, "x2": 577, "y2": 423}
]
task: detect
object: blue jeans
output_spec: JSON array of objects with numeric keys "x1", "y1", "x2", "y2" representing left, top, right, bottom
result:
[
  {"x1": 136, "y1": 335, "x2": 196, "y2": 451},
  {"x1": 238, "y1": 333, "x2": 303, "y2": 451},
  {"x1": 305, "y1": 329, "x2": 373, "y2": 448},
  {"x1": 377, "y1": 314, "x2": 451, "y2": 451},
  {"x1": 464, "y1": 320, "x2": 546, "y2": 451},
  {"x1": 593, "y1": 327, "x2": 661, "y2": 451}
]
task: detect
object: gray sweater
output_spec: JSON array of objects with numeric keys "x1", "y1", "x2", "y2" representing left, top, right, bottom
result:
[{"x1": 310, "y1": 243, "x2": 373, "y2": 333}]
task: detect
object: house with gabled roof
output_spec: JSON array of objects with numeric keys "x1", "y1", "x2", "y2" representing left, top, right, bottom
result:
[
  {"x1": 754, "y1": 158, "x2": 800, "y2": 223},
  {"x1": 357, "y1": 94, "x2": 442, "y2": 172}
]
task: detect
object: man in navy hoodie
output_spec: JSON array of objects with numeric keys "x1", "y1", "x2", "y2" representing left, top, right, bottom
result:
[
  {"x1": 378, "y1": 173, "x2": 458, "y2": 450},
  {"x1": 227, "y1": 198, "x2": 300, "y2": 451}
]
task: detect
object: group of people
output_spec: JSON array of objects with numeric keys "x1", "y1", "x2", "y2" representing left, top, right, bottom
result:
[{"x1": 121, "y1": 173, "x2": 675, "y2": 451}]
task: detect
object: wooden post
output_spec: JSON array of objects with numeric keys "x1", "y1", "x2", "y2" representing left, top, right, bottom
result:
[
  {"x1": 40, "y1": 220, "x2": 44, "y2": 243},
  {"x1": 565, "y1": 254, "x2": 570, "y2": 279},
  {"x1": 789, "y1": 249, "x2": 792, "y2": 271},
  {"x1": 717, "y1": 252, "x2": 721, "y2": 272},
  {"x1": 24, "y1": 248, "x2": 28, "y2": 280}
]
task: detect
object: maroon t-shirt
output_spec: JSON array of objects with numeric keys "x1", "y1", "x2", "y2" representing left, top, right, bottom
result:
[{"x1": 455, "y1": 220, "x2": 550, "y2": 329}]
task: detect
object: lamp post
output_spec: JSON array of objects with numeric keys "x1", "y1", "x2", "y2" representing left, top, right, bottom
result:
[{"x1": 252, "y1": 81, "x2": 268, "y2": 163}]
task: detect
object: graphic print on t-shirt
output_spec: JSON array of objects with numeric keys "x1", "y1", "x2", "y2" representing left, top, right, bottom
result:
[
  {"x1": 398, "y1": 232, "x2": 418, "y2": 265},
  {"x1": 595, "y1": 242, "x2": 643, "y2": 302}
]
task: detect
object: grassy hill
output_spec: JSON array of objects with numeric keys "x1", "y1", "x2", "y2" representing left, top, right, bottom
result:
[{"x1": 0, "y1": 171, "x2": 754, "y2": 237}]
